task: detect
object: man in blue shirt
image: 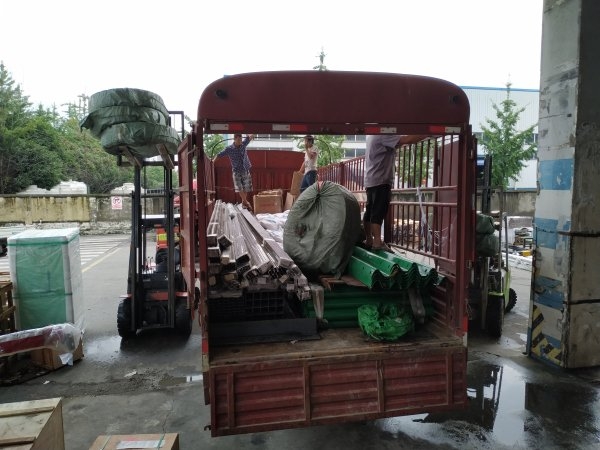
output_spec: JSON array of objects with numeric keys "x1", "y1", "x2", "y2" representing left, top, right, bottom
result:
[{"x1": 215, "y1": 133, "x2": 255, "y2": 210}]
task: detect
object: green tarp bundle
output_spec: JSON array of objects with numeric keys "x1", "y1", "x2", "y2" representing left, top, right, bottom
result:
[
  {"x1": 79, "y1": 105, "x2": 169, "y2": 137},
  {"x1": 80, "y1": 88, "x2": 180, "y2": 158},
  {"x1": 99, "y1": 122, "x2": 180, "y2": 158},
  {"x1": 476, "y1": 213, "x2": 499, "y2": 257},
  {"x1": 283, "y1": 181, "x2": 361, "y2": 279},
  {"x1": 358, "y1": 303, "x2": 414, "y2": 341}
]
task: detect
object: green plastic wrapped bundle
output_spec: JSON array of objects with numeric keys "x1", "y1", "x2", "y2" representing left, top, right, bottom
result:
[
  {"x1": 87, "y1": 88, "x2": 169, "y2": 117},
  {"x1": 100, "y1": 122, "x2": 181, "y2": 157},
  {"x1": 283, "y1": 181, "x2": 361, "y2": 279},
  {"x1": 476, "y1": 213, "x2": 499, "y2": 257},
  {"x1": 80, "y1": 87, "x2": 180, "y2": 159},
  {"x1": 357, "y1": 303, "x2": 414, "y2": 341},
  {"x1": 80, "y1": 105, "x2": 169, "y2": 137}
]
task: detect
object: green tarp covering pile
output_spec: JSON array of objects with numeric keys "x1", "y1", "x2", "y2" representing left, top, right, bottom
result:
[
  {"x1": 476, "y1": 213, "x2": 499, "y2": 257},
  {"x1": 80, "y1": 88, "x2": 180, "y2": 158},
  {"x1": 358, "y1": 303, "x2": 414, "y2": 341},
  {"x1": 283, "y1": 181, "x2": 361, "y2": 279}
]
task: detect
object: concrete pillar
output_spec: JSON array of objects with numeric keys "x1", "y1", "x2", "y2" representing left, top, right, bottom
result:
[{"x1": 530, "y1": 0, "x2": 600, "y2": 368}]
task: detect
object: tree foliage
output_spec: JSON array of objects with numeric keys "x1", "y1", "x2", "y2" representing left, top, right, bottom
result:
[
  {"x1": 0, "y1": 62, "x2": 165, "y2": 194},
  {"x1": 2, "y1": 115, "x2": 66, "y2": 192},
  {"x1": 56, "y1": 117, "x2": 133, "y2": 193},
  {"x1": 480, "y1": 83, "x2": 537, "y2": 189},
  {"x1": 296, "y1": 135, "x2": 345, "y2": 167},
  {"x1": 397, "y1": 139, "x2": 436, "y2": 187},
  {"x1": 204, "y1": 133, "x2": 227, "y2": 158}
]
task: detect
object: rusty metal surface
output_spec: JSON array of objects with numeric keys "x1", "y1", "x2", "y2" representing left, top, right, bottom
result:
[
  {"x1": 213, "y1": 150, "x2": 303, "y2": 205},
  {"x1": 209, "y1": 347, "x2": 467, "y2": 436},
  {"x1": 198, "y1": 71, "x2": 469, "y2": 134},
  {"x1": 181, "y1": 70, "x2": 475, "y2": 436}
]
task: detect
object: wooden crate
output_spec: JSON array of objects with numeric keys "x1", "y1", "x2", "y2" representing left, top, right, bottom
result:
[
  {"x1": 30, "y1": 339, "x2": 84, "y2": 371},
  {"x1": 89, "y1": 433, "x2": 179, "y2": 450},
  {"x1": 0, "y1": 397, "x2": 64, "y2": 450}
]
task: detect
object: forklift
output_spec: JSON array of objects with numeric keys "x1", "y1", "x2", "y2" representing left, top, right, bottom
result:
[
  {"x1": 116, "y1": 112, "x2": 193, "y2": 338},
  {"x1": 469, "y1": 155, "x2": 518, "y2": 338}
]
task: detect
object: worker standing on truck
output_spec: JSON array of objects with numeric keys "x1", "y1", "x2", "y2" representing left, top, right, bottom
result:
[
  {"x1": 363, "y1": 134, "x2": 426, "y2": 251},
  {"x1": 298, "y1": 135, "x2": 319, "y2": 193},
  {"x1": 214, "y1": 133, "x2": 255, "y2": 210}
]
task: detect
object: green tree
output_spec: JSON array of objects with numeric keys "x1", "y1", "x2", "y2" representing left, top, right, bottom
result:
[
  {"x1": 56, "y1": 116, "x2": 133, "y2": 193},
  {"x1": 480, "y1": 82, "x2": 537, "y2": 189},
  {"x1": 0, "y1": 62, "x2": 31, "y2": 131},
  {"x1": 397, "y1": 139, "x2": 436, "y2": 187},
  {"x1": 3, "y1": 115, "x2": 65, "y2": 193},
  {"x1": 204, "y1": 133, "x2": 226, "y2": 158}
]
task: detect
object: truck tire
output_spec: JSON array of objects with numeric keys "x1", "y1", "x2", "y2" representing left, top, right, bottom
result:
[
  {"x1": 505, "y1": 288, "x2": 517, "y2": 313},
  {"x1": 174, "y1": 298, "x2": 192, "y2": 337},
  {"x1": 486, "y1": 295, "x2": 504, "y2": 338},
  {"x1": 117, "y1": 298, "x2": 136, "y2": 338}
]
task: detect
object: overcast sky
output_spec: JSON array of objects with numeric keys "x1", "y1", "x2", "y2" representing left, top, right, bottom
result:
[{"x1": 1, "y1": 0, "x2": 543, "y2": 120}]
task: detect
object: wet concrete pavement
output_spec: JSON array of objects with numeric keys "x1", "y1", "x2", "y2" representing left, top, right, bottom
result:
[{"x1": 1, "y1": 235, "x2": 600, "y2": 449}]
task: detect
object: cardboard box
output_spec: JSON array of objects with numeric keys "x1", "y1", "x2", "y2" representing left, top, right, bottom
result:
[
  {"x1": 30, "y1": 338, "x2": 84, "y2": 371},
  {"x1": 284, "y1": 192, "x2": 296, "y2": 211},
  {"x1": 0, "y1": 397, "x2": 64, "y2": 450},
  {"x1": 254, "y1": 193, "x2": 282, "y2": 214},
  {"x1": 290, "y1": 170, "x2": 303, "y2": 196},
  {"x1": 89, "y1": 433, "x2": 179, "y2": 450}
]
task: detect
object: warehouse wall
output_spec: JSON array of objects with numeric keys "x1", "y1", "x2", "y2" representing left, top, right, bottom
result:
[
  {"x1": 0, "y1": 190, "x2": 537, "y2": 234},
  {"x1": 0, "y1": 195, "x2": 163, "y2": 234}
]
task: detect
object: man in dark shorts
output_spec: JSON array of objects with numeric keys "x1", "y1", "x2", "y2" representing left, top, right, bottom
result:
[
  {"x1": 214, "y1": 133, "x2": 255, "y2": 210},
  {"x1": 363, "y1": 134, "x2": 426, "y2": 250}
]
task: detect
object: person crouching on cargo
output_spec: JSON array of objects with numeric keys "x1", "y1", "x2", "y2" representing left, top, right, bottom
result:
[
  {"x1": 214, "y1": 133, "x2": 255, "y2": 210},
  {"x1": 299, "y1": 135, "x2": 319, "y2": 193}
]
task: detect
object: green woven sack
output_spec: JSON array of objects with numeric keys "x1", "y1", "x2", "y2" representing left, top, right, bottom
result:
[{"x1": 358, "y1": 303, "x2": 414, "y2": 341}]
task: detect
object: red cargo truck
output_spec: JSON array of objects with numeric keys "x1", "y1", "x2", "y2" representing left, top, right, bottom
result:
[{"x1": 177, "y1": 70, "x2": 476, "y2": 436}]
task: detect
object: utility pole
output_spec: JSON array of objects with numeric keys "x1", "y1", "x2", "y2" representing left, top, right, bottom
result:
[{"x1": 313, "y1": 48, "x2": 327, "y2": 71}]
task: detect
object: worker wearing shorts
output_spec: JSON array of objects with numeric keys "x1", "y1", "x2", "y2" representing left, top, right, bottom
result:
[
  {"x1": 215, "y1": 134, "x2": 255, "y2": 210},
  {"x1": 363, "y1": 134, "x2": 426, "y2": 250}
]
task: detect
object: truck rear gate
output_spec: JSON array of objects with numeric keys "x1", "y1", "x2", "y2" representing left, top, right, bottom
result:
[
  {"x1": 178, "y1": 71, "x2": 475, "y2": 436},
  {"x1": 209, "y1": 329, "x2": 465, "y2": 435}
]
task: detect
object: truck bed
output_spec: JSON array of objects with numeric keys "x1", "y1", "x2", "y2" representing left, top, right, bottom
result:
[
  {"x1": 210, "y1": 321, "x2": 461, "y2": 365},
  {"x1": 207, "y1": 322, "x2": 466, "y2": 436}
]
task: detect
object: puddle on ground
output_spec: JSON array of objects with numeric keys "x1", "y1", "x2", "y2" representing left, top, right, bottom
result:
[
  {"x1": 374, "y1": 360, "x2": 600, "y2": 449},
  {"x1": 80, "y1": 331, "x2": 200, "y2": 364},
  {"x1": 158, "y1": 373, "x2": 203, "y2": 388}
]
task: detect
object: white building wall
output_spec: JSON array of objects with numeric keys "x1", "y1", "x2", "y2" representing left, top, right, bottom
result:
[{"x1": 464, "y1": 86, "x2": 539, "y2": 189}]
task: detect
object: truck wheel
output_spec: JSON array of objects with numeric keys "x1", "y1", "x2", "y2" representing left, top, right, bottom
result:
[
  {"x1": 486, "y1": 295, "x2": 504, "y2": 338},
  {"x1": 175, "y1": 298, "x2": 192, "y2": 336},
  {"x1": 505, "y1": 288, "x2": 517, "y2": 313},
  {"x1": 117, "y1": 298, "x2": 136, "y2": 338}
]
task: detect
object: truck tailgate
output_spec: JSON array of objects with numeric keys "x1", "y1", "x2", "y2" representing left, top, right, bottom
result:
[{"x1": 208, "y1": 327, "x2": 467, "y2": 436}]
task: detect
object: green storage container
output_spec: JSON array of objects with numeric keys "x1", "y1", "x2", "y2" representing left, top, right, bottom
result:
[{"x1": 8, "y1": 228, "x2": 84, "y2": 331}]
